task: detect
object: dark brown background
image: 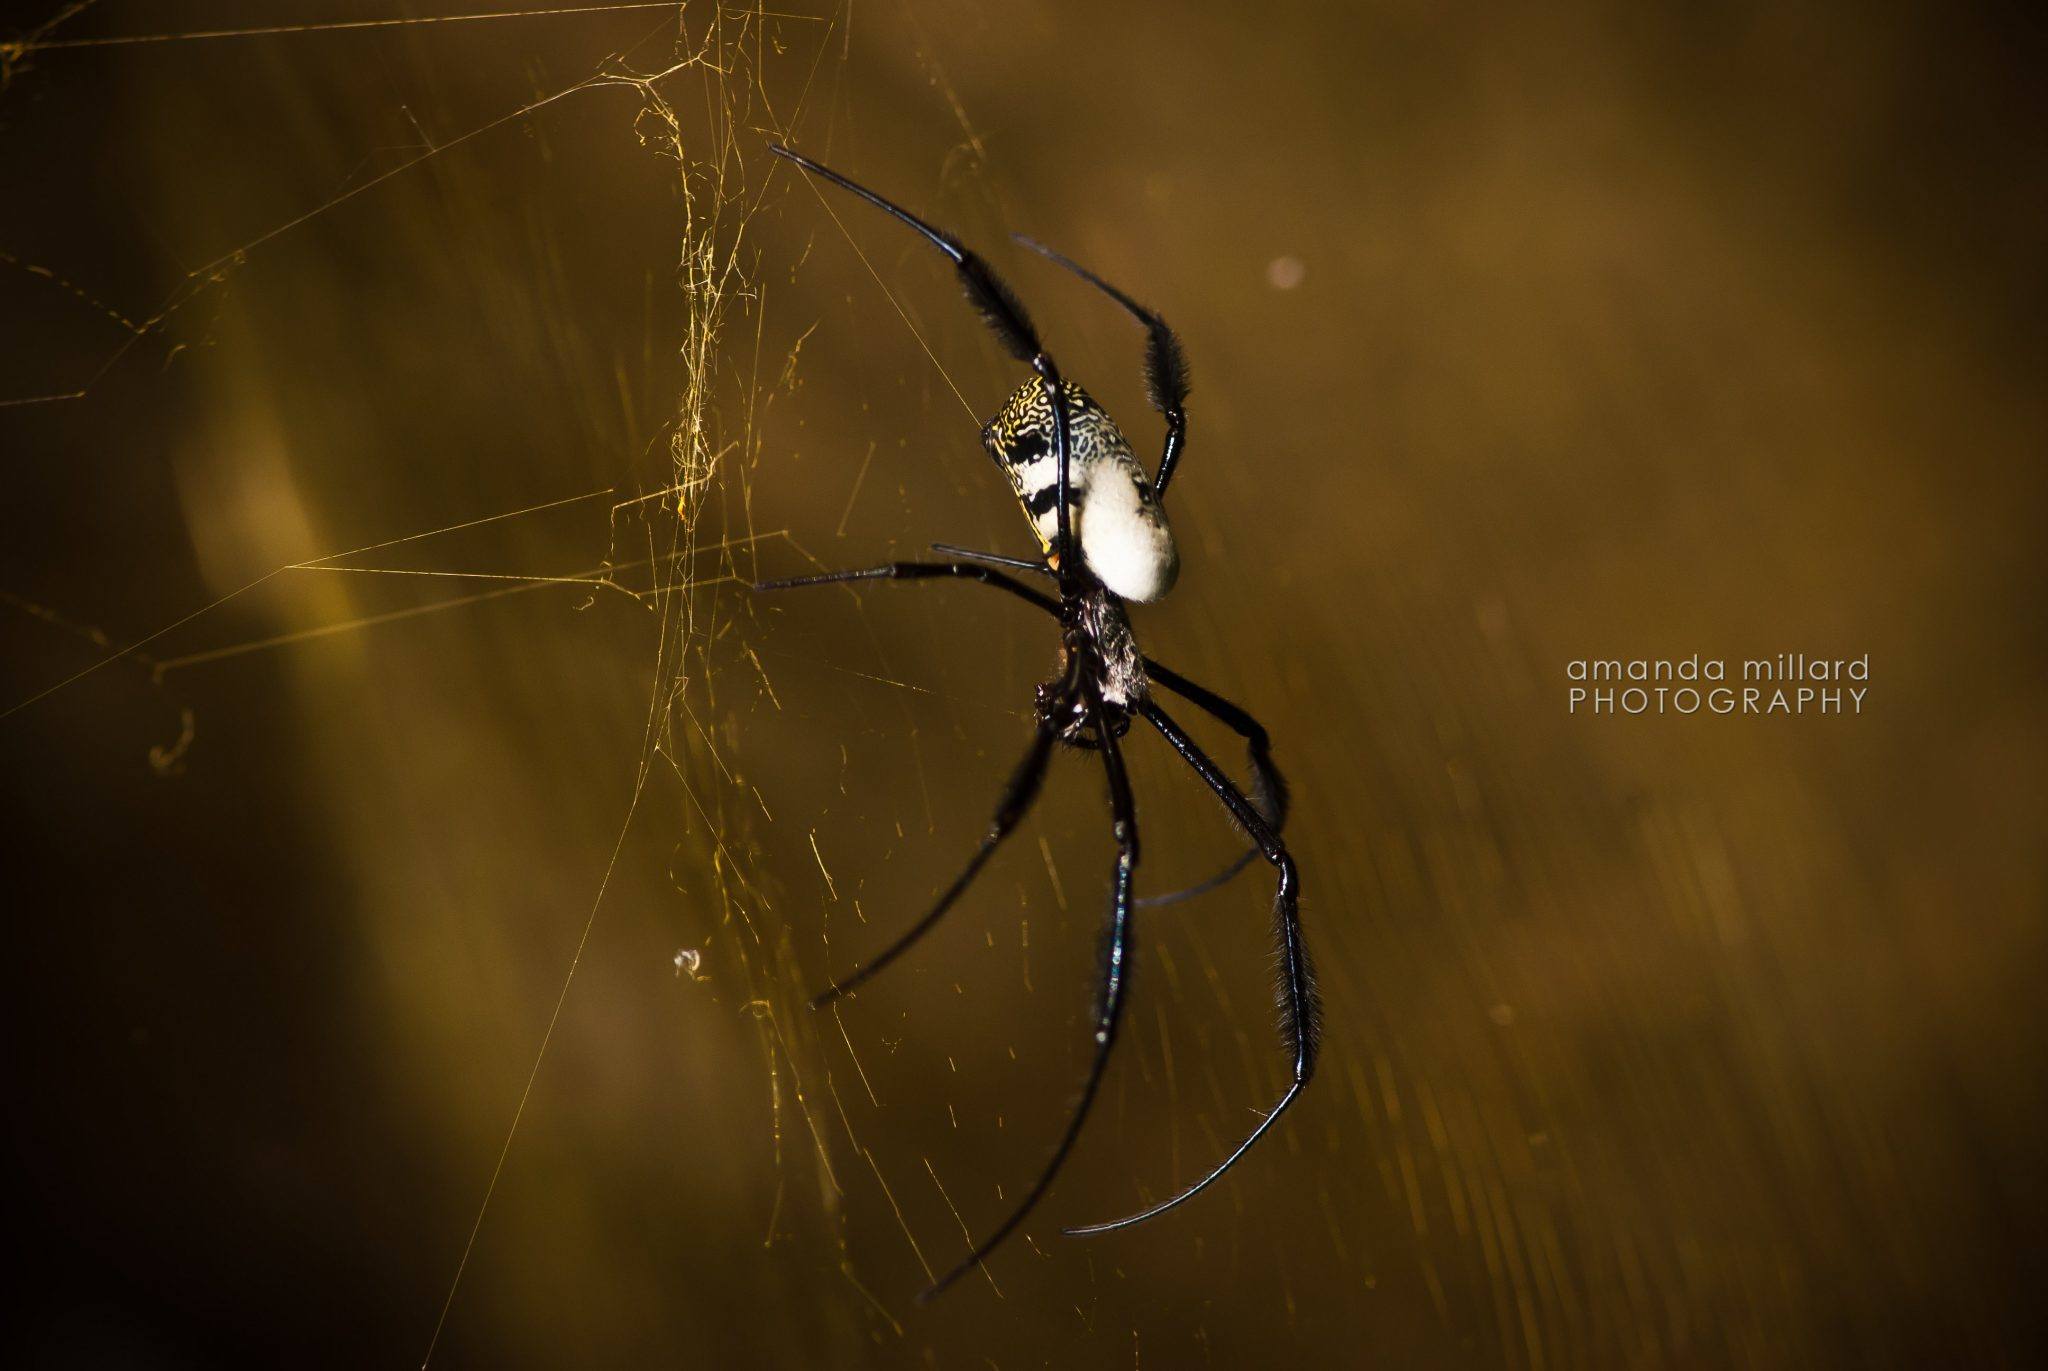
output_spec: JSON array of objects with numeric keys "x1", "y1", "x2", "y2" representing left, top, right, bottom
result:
[{"x1": 2, "y1": 2, "x2": 2043, "y2": 1366}]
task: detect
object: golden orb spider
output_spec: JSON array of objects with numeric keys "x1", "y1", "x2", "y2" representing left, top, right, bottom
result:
[{"x1": 756, "y1": 144, "x2": 1320, "y2": 1301}]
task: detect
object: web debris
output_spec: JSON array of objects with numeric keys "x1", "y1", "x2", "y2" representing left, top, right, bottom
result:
[{"x1": 2, "y1": 0, "x2": 1128, "y2": 1353}]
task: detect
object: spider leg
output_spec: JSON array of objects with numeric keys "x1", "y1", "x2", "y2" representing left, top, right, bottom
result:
[
  {"x1": 752, "y1": 560, "x2": 1056, "y2": 617},
  {"x1": 768, "y1": 143, "x2": 1081, "y2": 583},
  {"x1": 1132, "y1": 658, "x2": 1289, "y2": 910},
  {"x1": 770, "y1": 143, "x2": 1044, "y2": 366},
  {"x1": 1013, "y1": 235, "x2": 1190, "y2": 501},
  {"x1": 922, "y1": 693, "x2": 1141, "y2": 1301},
  {"x1": 754, "y1": 566, "x2": 1280, "y2": 911},
  {"x1": 754, "y1": 557, "x2": 1066, "y2": 1005},
  {"x1": 928, "y1": 542, "x2": 1054, "y2": 577},
  {"x1": 1131, "y1": 844, "x2": 1260, "y2": 911},
  {"x1": 810, "y1": 695, "x2": 1066, "y2": 1008},
  {"x1": 1064, "y1": 698, "x2": 1319, "y2": 1237}
]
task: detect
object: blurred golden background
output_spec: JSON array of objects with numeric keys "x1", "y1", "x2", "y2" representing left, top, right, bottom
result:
[{"x1": 2, "y1": 2, "x2": 2043, "y2": 1366}]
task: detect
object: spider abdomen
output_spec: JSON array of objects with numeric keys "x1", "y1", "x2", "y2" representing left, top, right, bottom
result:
[{"x1": 982, "y1": 378, "x2": 1179, "y2": 603}]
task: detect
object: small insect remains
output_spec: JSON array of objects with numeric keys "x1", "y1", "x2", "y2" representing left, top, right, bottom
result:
[{"x1": 756, "y1": 143, "x2": 1321, "y2": 1301}]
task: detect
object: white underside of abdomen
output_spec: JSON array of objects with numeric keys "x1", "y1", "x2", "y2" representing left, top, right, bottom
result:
[{"x1": 1032, "y1": 468, "x2": 1178, "y2": 603}]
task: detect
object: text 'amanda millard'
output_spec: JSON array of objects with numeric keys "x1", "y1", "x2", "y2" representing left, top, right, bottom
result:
[{"x1": 1567, "y1": 654, "x2": 1869, "y2": 717}]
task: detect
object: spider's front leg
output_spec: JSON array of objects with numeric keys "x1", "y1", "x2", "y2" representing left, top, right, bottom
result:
[
  {"x1": 1132, "y1": 657, "x2": 1290, "y2": 909},
  {"x1": 923, "y1": 689, "x2": 1141, "y2": 1301},
  {"x1": 1064, "y1": 697, "x2": 1320, "y2": 1237},
  {"x1": 800, "y1": 647, "x2": 1084, "y2": 1007},
  {"x1": 752, "y1": 570, "x2": 1285, "y2": 912},
  {"x1": 1143, "y1": 658, "x2": 1288, "y2": 836}
]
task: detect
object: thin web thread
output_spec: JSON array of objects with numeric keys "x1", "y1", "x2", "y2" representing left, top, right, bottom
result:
[{"x1": 1, "y1": 1, "x2": 1080, "y2": 1347}]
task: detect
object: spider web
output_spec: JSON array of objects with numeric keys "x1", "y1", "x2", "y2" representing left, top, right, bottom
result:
[
  {"x1": 23, "y1": 5, "x2": 2036, "y2": 1368},
  {"x1": 0, "y1": 3, "x2": 1307, "y2": 1364}
]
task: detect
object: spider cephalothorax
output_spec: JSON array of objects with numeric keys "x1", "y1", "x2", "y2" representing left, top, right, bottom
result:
[
  {"x1": 1040, "y1": 589, "x2": 1145, "y2": 746},
  {"x1": 755, "y1": 143, "x2": 1320, "y2": 1302}
]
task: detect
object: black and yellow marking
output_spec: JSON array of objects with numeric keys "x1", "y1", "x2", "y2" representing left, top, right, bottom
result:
[{"x1": 981, "y1": 377, "x2": 1155, "y2": 551}]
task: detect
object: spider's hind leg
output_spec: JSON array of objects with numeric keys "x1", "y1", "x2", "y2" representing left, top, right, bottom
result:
[
  {"x1": 1013, "y1": 234, "x2": 1191, "y2": 500},
  {"x1": 770, "y1": 143, "x2": 1044, "y2": 367},
  {"x1": 768, "y1": 141, "x2": 1082, "y2": 582}
]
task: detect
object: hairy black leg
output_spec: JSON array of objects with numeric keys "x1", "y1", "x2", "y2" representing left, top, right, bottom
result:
[
  {"x1": 922, "y1": 696, "x2": 1141, "y2": 1301},
  {"x1": 1142, "y1": 660, "x2": 1288, "y2": 827},
  {"x1": 767, "y1": 144, "x2": 1080, "y2": 583},
  {"x1": 1065, "y1": 699, "x2": 1319, "y2": 1236},
  {"x1": 769, "y1": 143, "x2": 1044, "y2": 366},
  {"x1": 751, "y1": 568, "x2": 1280, "y2": 912},
  {"x1": 752, "y1": 560, "x2": 1056, "y2": 617},
  {"x1": 1013, "y1": 235, "x2": 1190, "y2": 501},
  {"x1": 808, "y1": 681, "x2": 1074, "y2": 1008},
  {"x1": 1133, "y1": 659, "x2": 1289, "y2": 909},
  {"x1": 752, "y1": 557, "x2": 1067, "y2": 1005}
]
